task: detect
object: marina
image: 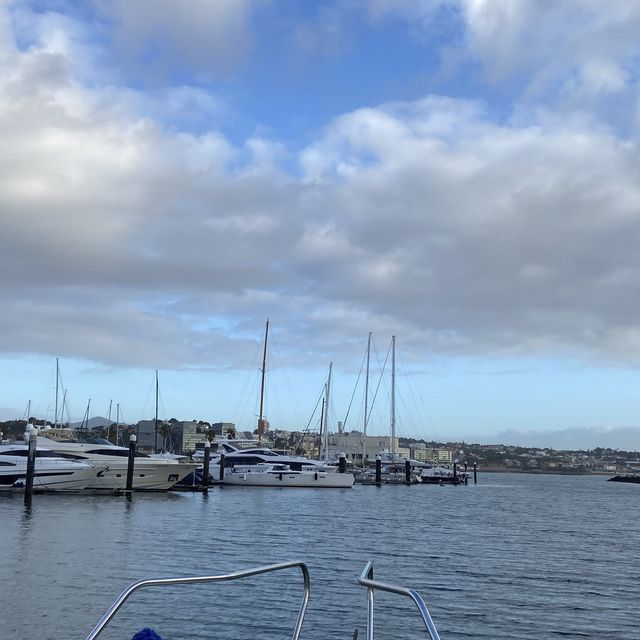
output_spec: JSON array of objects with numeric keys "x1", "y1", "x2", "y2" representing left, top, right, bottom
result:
[{"x1": 2, "y1": 473, "x2": 638, "y2": 640}]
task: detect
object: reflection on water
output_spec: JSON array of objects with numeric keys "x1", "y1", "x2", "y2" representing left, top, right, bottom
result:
[{"x1": 1, "y1": 474, "x2": 639, "y2": 640}]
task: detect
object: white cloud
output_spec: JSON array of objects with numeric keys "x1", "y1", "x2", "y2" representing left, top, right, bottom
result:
[
  {"x1": 3, "y1": 2, "x2": 640, "y2": 375},
  {"x1": 96, "y1": 0, "x2": 260, "y2": 77}
]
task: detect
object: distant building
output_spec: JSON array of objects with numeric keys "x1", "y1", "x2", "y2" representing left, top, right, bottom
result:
[
  {"x1": 325, "y1": 431, "x2": 401, "y2": 463},
  {"x1": 410, "y1": 447, "x2": 453, "y2": 464},
  {"x1": 211, "y1": 422, "x2": 235, "y2": 436},
  {"x1": 136, "y1": 419, "x2": 208, "y2": 454}
]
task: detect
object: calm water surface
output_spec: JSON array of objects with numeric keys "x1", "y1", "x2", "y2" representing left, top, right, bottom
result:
[{"x1": 1, "y1": 473, "x2": 638, "y2": 640}]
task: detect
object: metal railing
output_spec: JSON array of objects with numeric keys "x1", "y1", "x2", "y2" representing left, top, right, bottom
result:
[
  {"x1": 358, "y1": 561, "x2": 441, "y2": 640},
  {"x1": 85, "y1": 560, "x2": 310, "y2": 640}
]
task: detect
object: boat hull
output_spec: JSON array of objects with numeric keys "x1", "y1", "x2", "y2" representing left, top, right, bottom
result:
[
  {"x1": 3, "y1": 462, "x2": 99, "y2": 491},
  {"x1": 220, "y1": 468, "x2": 355, "y2": 488},
  {"x1": 85, "y1": 461, "x2": 198, "y2": 490}
]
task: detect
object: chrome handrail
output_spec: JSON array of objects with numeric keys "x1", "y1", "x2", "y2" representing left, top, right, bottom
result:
[
  {"x1": 85, "y1": 560, "x2": 310, "y2": 640},
  {"x1": 358, "y1": 561, "x2": 441, "y2": 640}
]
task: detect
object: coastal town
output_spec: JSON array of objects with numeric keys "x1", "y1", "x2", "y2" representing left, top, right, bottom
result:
[{"x1": 2, "y1": 416, "x2": 638, "y2": 476}]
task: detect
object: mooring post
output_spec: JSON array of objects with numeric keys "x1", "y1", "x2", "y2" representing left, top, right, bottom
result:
[
  {"x1": 219, "y1": 453, "x2": 225, "y2": 482},
  {"x1": 453, "y1": 461, "x2": 458, "y2": 484},
  {"x1": 339, "y1": 452, "x2": 347, "y2": 474},
  {"x1": 125, "y1": 434, "x2": 136, "y2": 492},
  {"x1": 405, "y1": 459, "x2": 411, "y2": 485},
  {"x1": 375, "y1": 455, "x2": 382, "y2": 486},
  {"x1": 473, "y1": 462, "x2": 478, "y2": 484},
  {"x1": 24, "y1": 430, "x2": 37, "y2": 507},
  {"x1": 203, "y1": 441, "x2": 211, "y2": 491}
]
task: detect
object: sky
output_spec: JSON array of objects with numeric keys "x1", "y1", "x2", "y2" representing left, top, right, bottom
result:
[{"x1": 2, "y1": 0, "x2": 640, "y2": 449}]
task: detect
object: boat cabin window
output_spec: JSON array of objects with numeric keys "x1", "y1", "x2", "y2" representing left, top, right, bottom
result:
[
  {"x1": 0, "y1": 450, "x2": 66, "y2": 458},
  {"x1": 85, "y1": 449, "x2": 151, "y2": 458}
]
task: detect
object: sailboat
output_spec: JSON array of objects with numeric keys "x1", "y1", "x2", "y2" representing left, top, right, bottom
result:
[{"x1": 216, "y1": 321, "x2": 354, "y2": 488}]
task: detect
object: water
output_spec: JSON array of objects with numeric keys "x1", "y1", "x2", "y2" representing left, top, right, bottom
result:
[{"x1": 1, "y1": 474, "x2": 638, "y2": 640}]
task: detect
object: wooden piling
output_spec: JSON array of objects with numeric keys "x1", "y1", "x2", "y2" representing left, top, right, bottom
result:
[
  {"x1": 375, "y1": 455, "x2": 382, "y2": 486},
  {"x1": 125, "y1": 434, "x2": 136, "y2": 491},
  {"x1": 24, "y1": 430, "x2": 37, "y2": 507},
  {"x1": 203, "y1": 441, "x2": 211, "y2": 490},
  {"x1": 453, "y1": 461, "x2": 458, "y2": 484},
  {"x1": 405, "y1": 459, "x2": 411, "y2": 485},
  {"x1": 219, "y1": 453, "x2": 225, "y2": 481},
  {"x1": 338, "y1": 452, "x2": 347, "y2": 473},
  {"x1": 473, "y1": 462, "x2": 478, "y2": 484}
]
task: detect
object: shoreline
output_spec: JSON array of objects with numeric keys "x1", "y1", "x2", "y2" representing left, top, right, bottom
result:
[{"x1": 476, "y1": 467, "x2": 615, "y2": 476}]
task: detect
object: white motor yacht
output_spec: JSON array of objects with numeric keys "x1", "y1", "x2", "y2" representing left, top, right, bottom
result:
[
  {"x1": 208, "y1": 443, "x2": 354, "y2": 487},
  {"x1": 221, "y1": 463, "x2": 355, "y2": 488},
  {"x1": 34, "y1": 429, "x2": 197, "y2": 491},
  {"x1": 0, "y1": 443, "x2": 100, "y2": 491}
]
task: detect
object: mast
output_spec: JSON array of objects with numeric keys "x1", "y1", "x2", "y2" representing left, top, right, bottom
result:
[
  {"x1": 324, "y1": 362, "x2": 332, "y2": 463},
  {"x1": 54, "y1": 357, "x2": 59, "y2": 428},
  {"x1": 362, "y1": 331, "x2": 371, "y2": 468},
  {"x1": 106, "y1": 400, "x2": 112, "y2": 442},
  {"x1": 258, "y1": 319, "x2": 269, "y2": 443},
  {"x1": 391, "y1": 335, "x2": 396, "y2": 460},
  {"x1": 115, "y1": 403, "x2": 120, "y2": 446},
  {"x1": 318, "y1": 395, "x2": 325, "y2": 461},
  {"x1": 61, "y1": 390, "x2": 68, "y2": 426},
  {"x1": 154, "y1": 369, "x2": 159, "y2": 453},
  {"x1": 82, "y1": 399, "x2": 91, "y2": 431}
]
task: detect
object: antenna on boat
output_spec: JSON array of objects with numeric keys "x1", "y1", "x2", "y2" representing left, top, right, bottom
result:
[{"x1": 258, "y1": 318, "x2": 269, "y2": 444}]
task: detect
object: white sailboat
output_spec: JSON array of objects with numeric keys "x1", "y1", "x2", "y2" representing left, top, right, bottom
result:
[{"x1": 217, "y1": 322, "x2": 354, "y2": 488}]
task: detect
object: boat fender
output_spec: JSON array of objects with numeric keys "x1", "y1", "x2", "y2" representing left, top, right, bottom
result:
[
  {"x1": 131, "y1": 628, "x2": 163, "y2": 640},
  {"x1": 314, "y1": 472, "x2": 318, "y2": 480},
  {"x1": 279, "y1": 473, "x2": 283, "y2": 480}
]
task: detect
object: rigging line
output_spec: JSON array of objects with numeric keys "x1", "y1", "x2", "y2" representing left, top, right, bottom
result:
[
  {"x1": 342, "y1": 343, "x2": 368, "y2": 431},
  {"x1": 139, "y1": 376, "x2": 154, "y2": 422},
  {"x1": 303, "y1": 383, "x2": 325, "y2": 433},
  {"x1": 398, "y1": 349, "x2": 441, "y2": 442},
  {"x1": 280, "y1": 367, "x2": 305, "y2": 429},
  {"x1": 366, "y1": 340, "x2": 391, "y2": 429},
  {"x1": 229, "y1": 333, "x2": 263, "y2": 424}
]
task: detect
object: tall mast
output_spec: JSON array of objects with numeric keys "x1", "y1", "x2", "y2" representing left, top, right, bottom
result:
[
  {"x1": 318, "y1": 394, "x2": 325, "y2": 461},
  {"x1": 258, "y1": 318, "x2": 269, "y2": 443},
  {"x1": 82, "y1": 399, "x2": 91, "y2": 431},
  {"x1": 106, "y1": 400, "x2": 112, "y2": 442},
  {"x1": 324, "y1": 362, "x2": 332, "y2": 463},
  {"x1": 115, "y1": 403, "x2": 120, "y2": 446},
  {"x1": 154, "y1": 369, "x2": 159, "y2": 453},
  {"x1": 391, "y1": 335, "x2": 396, "y2": 460},
  {"x1": 61, "y1": 390, "x2": 68, "y2": 426},
  {"x1": 54, "y1": 357, "x2": 59, "y2": 428},
  {"x1": 363, "y1": 331, "x2": 371, "y2": 468}
]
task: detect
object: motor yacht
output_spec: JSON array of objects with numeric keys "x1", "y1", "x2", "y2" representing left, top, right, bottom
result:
[
  {"x1": 33, "y1": 428, "x2": 197, "y2": 491},
  {"x1": 0, "y1": 443, "x2": 100, "y2": 491},
  {"x1": 220, "y1": 462, "x2": 355, "y2": 488},
  {"x1": 206, "y1": 442, "x2": 354, "y2": 487}
]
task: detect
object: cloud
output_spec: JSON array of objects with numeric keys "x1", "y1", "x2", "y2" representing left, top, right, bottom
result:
[
  {"x1": 492, "y1": 426, "x2": 640, "y2": 451},
  {"x1": 3, "y1": 2, "x2": 640, "y2": 375},
  {"x1": 96, "y1": 0, "x2": 260, "y2": 79},
  {"x1": 363, "y1": 0, "x2": 640, "y2": 122}
]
